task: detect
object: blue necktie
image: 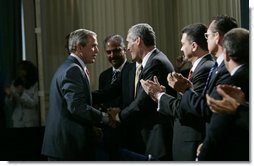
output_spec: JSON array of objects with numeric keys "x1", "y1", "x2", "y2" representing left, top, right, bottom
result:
[{"x1": 203, "y1": 62, "x2": 218, "y2": 93}]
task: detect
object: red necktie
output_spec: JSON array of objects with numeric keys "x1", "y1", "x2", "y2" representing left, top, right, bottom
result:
[
  {"x1": 188, "y1": 69, "x2": 193, "y2": 80},
  {"x1": 85, "y1": 68, "x2": 90, "y2": 82}
]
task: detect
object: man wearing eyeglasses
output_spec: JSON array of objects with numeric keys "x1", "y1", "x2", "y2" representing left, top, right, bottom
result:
[{"x1": 172, "y1": 16, "x2": 239, "y2": 160}]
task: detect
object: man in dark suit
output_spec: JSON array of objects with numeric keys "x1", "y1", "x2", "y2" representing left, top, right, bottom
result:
[
  {"x1": 119, "y1": 62, "x2": 147, "y2": 155},
  {"x1": 165, "y1": 16, "x2": 241, "y2": 161},
  {"x1": 141, "y1": 16, "x2": 239, "y2": 161},
  {"x1": 199, "y1": 28, "x2": 249, "y2": 161},
  {"x1": 141, "y1": 23, "x2": 214, "y2": 160},
  {"x1": 175, "y1": 16, "x2": 238, "y2": 121},
  {"x1": 41, "y1": 29, "x2": 112, "y2": 161},
  {"x1": 94, "y1": 61, "x2": 147, "y2": 159},
  {"x1": 98, "y1": 34, "x2": 129, "y2": 108},
  {"x1": 108, "y1": 23, "x2": 176, "y2": 160},
  {"x1": 206, "y1": 85, "x2": 248, "y2": 131},
  {"x1": 96, "y1": 34, "x2": 129, "y2": 160}
]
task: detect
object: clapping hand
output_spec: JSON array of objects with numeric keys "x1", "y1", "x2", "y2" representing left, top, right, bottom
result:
[
  {"x1": 206, "y1": 85, "x2": 246, "y2": 114},
  {"x1": 167, "y1": 72, "x2": 192, "y2": 94},
  {"x1": 140, "y1": 76, "x2": 165, "y2": 102}
]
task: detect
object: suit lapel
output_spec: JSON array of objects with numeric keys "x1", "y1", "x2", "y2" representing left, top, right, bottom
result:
[
  {"x1": 129, "y1": 63, "x2": 136, "y2": 99},
  {"x1": 206, "y1": 62, "x2": 225, "y2": 94},
  {"x1": 192, "y1": 54, "x2": 213, "y2": 77},
  {"x1": 141, "y1": 49, "x2": 159, "y2": 77},
  {"x1": 67, "y1": 56, "x2": 92, "y2": 103}
]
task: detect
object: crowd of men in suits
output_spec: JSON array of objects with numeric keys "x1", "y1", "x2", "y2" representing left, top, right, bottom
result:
[{"x1": 41, "y1": 15, "x2": 249, "y2": 161}]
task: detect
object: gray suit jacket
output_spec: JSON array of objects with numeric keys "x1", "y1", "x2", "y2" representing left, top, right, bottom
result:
[{"x1": 41, "y1": 56, "x2": 103, "y2": 160}]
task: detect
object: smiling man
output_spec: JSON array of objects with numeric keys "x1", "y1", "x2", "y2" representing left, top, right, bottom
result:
[{"x1": 42, "y1": 29, "x2": 112, "y2": 161}]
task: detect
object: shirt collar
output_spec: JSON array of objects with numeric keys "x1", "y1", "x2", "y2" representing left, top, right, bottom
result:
[
  {"x1": 230, "y1": 64, "x2": 243, "y2": 76},
  {"x1": 216, "y1": 54, "x2": 224, "y2": 66},
  {"x1": 142, "y1": 48, "x2": 156, "y2": 68},
  {"x1": 70, "y1": 53, "x2": 87, "y2": 71},
  {"x1": 191, "y1": 54, "x2": 206, "y2": 72}
]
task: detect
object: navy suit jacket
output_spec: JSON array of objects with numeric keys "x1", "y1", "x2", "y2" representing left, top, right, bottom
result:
[
  {"x1": 98, "y1": 61, "x2": 130, "y2": 109},
  {"x1": 42, "y1": 56, "x2": 103, "y2": 160},
  {"x1": 159, "y1": 54, "x2": 214, "y2": 160},
  {"x1": 179, "y1": 61, "x2": 231, "y2": 121},
  {"x1": 120, "y1": 49, "x2": 176, "y2": 160},
  {"x1": 93, "y1": 49, "x2": 176, "y2": 160},
  {"x1": 199, "y1": 64, "x2": 249, "y2": 161}
]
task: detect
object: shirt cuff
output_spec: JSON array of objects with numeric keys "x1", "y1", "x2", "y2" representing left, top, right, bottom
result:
[
  {"x1": 157, "y1": 92, "x2": 165, "y2": 112},
  {"x1": 115, "y1": 113, "x2": 121, "y2": 122},
  {"x1": 101, "y1": 112, "x2": 109, "y2": 124}
]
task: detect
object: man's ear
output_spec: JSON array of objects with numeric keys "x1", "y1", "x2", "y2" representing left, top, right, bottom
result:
[
  {"x1": 76, "y1": 44, "x2": 82, "y2": 51},
  {"x1": 192, "y1": 42, "x2": 198, "y2": 52},
  {"x1": 136, "y1": 37, "x2": 141, "y2": 45},
  {"x1": 75, "y1": 44, "x2": 83, "y2": 55},
  {"x1": 224, "y1": 50, "x2": 230, "y2": 62},
  {"x1": 214, "y1": 32, "x2": 221, "y2": 45}
]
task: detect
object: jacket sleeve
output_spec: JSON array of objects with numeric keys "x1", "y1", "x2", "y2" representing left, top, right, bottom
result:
[{"x1": 62, "y1": 65, "x2": 103, "y2": 125}]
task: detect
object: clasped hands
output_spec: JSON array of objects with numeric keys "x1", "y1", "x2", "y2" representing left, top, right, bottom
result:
[{"x1": 105, "y1": 107, "x2": 121, "y2": 128}]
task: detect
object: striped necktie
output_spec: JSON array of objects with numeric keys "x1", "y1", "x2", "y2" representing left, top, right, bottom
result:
[{"x1": 111, "y1": 70, "x2": 120, "y2": 83}]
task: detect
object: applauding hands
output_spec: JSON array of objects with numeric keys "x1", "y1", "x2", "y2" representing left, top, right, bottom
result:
[{"x1": 206, "y1": 85, "x2": 246, "y2": 114}]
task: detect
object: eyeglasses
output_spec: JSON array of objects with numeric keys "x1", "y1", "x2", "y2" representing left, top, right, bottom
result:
[
  {"x1": 204, "y1": 32, "x2": 215, "y2": 39},
  {"x1": 106, "y1": 48, "x2": 123, "y2": 55}
]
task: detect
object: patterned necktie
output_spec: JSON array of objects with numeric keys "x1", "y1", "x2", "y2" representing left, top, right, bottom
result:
[
  {"x1": 111, "y1": 70, "x2": 120, "y2": 83},
  {"x1": 203, "y1": 62, "x2": 218, "y2": 93},
  {"x1": 134, "y1": 64, "x2": 143, "y2": 96}
]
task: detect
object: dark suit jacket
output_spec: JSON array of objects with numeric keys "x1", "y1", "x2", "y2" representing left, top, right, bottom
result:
[
  {"x1": 98, "y1": 61, "x2": 130, "y2": 109},
  {"x1": 174, "y1": 61, "x2": 230, "y2": 160},
  {"x1": 41, "y1": 56, "x2": 103, "y2": 160},
  {"x1": 93, "y1": 49, "x2": 176, "y2": 160},
  {"x1": 97, "y1": 61, "x2": 131, "y2": 160},
  {"x1": 159, "y1": 54, "x2": 214, "y2": 160},
  {"x1": 179, "y1": 61, "x2": 231, "y2": 122},
  {"x1": 120, "y1": 49, "x2": 176, "y2": 160},
  {"x1": 198, "y1": 64, "x2": 249, "y2": 161},
  {"x1": 120, "y1": 62, "x2": 146, "y2": 153}
]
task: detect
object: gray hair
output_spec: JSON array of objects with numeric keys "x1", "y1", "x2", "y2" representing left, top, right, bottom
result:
[
  {"x1": 68, "y1": 29, "x2": 97, "y2": 53},
  {"x1": 128, "y1": 23, "x2": 156, "y2": 46},
  {"x1": 223, "y1": 28, "x2": 249, "y2": 64}
]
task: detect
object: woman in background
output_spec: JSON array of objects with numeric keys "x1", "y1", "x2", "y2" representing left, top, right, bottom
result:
[{"x1": 5, "y1": 60, "x2": 40, "y2": 128}]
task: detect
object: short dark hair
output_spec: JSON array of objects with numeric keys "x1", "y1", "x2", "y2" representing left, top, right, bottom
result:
[
  {"x1": 104, "y1": 34, "x2": 125, "y2": 49},
  {"x1": 223, "y1": 28, "x2": 249, "y2": 64},
  {"x1": 15, "y1": 60, "x2": 38, "y2": 89},
  {"x1": 181, "y1": 23, "x2": 208, "y2": 51},
  {"x1": 210, "y1": 15, "x2": 238, "y2": 36}
]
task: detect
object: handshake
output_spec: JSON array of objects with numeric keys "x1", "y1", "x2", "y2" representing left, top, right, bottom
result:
[{"x1": 102, "y1": 107, "x2": 121, "y2": 128}]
